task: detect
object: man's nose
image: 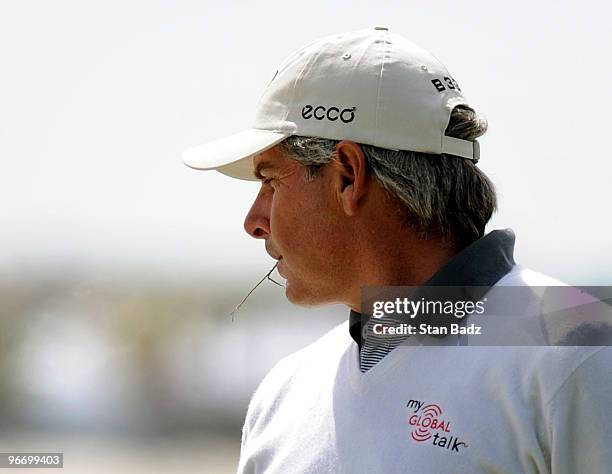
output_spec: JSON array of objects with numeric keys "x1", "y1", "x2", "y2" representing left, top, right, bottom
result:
[{"x1": 243, "y1": 191, "x2": 270, "y2": 239}]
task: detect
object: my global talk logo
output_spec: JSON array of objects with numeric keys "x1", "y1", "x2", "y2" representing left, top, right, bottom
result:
[{"x1": 406, "y1": 399, "x2": 469, "y2": 453}]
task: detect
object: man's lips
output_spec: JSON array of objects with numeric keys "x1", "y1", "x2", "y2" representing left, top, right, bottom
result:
[
  {"x1": 265, "y1": 243, "x2": 282, "y2": 261},
  {"x1": 276, "y1": 257, "x2": 286, "y2": 278}
]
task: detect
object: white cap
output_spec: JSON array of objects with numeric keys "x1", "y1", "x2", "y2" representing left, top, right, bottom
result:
[{"x1": 183, "y1": 27, "x2": 481, "y2": 180}]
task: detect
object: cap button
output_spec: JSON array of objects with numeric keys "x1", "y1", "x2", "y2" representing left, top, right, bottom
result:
[{"x1": 373, "y1": 25, "x2": 389, "y2": 31}]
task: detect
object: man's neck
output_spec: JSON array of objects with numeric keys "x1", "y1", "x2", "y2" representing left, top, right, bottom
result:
[{"x1": 344, "y1": 231, "x2": 460, "y2": 312}]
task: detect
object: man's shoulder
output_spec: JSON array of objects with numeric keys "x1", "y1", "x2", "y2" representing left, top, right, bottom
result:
[
  {"x1": 245, "y1": 320, "x2": 351, "y2": 420},
  {"x1": 267, "y1": 320, "x2": 351, "y2": 377},
  {"x1": 495, "y1": 265, "x2": 567, "y2": 287}
]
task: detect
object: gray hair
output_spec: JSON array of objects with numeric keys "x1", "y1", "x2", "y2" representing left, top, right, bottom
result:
[{"x1": 279, "y1": 105, "x2": 496, "y2": 246}]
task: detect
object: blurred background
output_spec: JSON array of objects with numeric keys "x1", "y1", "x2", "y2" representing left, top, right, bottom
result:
[{"x1": 1, "y1": 0, "x2": 611, "y2": 472}]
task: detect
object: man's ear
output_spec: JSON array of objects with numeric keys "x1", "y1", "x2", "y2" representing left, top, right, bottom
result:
[{"x1": 331, "y1": 140, "x2": 370, "y2": 216}]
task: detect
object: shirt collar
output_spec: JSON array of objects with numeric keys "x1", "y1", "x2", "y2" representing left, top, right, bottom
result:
[{"x1": 349, "y1": 229, "x2": 517, "y2": 346}]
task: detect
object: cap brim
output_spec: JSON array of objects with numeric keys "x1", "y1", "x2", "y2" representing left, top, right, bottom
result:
[{"x1": 182, "y1": 129, "x2": 290, "y2": 181}]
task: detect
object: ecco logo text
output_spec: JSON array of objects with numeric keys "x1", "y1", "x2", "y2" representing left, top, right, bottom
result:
[{"x1": 301, "y1": 105, "x2": 356, "y2": 123}]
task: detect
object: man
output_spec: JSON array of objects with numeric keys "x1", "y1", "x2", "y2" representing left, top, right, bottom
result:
[{"x1": 183, "y1": 27, "x2": 611, "y2": 473}]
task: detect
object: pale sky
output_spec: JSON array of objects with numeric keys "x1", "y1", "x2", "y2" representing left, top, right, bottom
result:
[{"x1": 1, "y1": 0, "x2": 611, "y2": 284}]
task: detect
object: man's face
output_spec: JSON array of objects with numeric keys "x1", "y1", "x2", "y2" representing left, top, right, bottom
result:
[{"x1": 244, "y1": 145, "x2": 346, "y2": 306}]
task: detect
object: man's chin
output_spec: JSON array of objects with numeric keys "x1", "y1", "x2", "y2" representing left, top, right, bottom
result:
[{"x1": 284, "y1": 281, "x2": 335, "y2": 308}]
